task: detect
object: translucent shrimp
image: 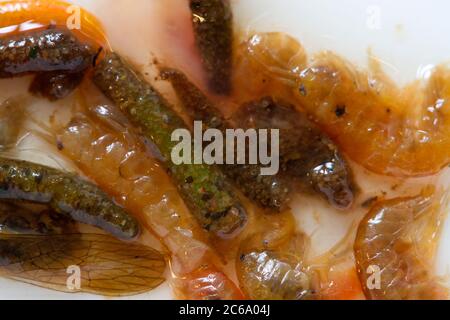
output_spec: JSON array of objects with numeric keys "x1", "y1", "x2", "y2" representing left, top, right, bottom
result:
[
  {"x1": 233, "y1": 32, "x2": 450, "y2": 177},
  {"x1": 35, "y1": 88, "x2": 243, "y2": 299},
  {"x1": 0, "y1": 96, "x2": 27, "y2": 149},
  {"x1": 354, "y1": 189, "x2": 448, "y2": 300},
  {"x1": 235, "y1": 211, "x2": 312, "y2": 300},
  {"x1": 94, "y1": 53, "x2": 246, "y2": 237},
  {"x1": 239, "y1": 213, "x2": 365, "y2": 300}
]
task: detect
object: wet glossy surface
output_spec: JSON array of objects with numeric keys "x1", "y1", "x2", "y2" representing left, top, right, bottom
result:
[
  {"x1": 354, "y1": 190, "x2": 448, "y2": 299},
  {"x1": 233, "y1": 32, "x2": 450, "y2": 178},
  {"x1": 0, "y1": 0, "x2": 450, "y2": 300}
]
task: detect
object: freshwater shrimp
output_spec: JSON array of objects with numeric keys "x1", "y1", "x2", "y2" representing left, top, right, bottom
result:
[
  {"x1": 354, "y1": 189, "x2": 448, "y2": 299},
  {"x1": 233, "y1": 208, "x2": 311, "y2": 300},
  {"x1": 161, "y1": 68, "x2": 291, "y2": 211},
  {"x1": 232, "y1": 97, "x2": 355, "y2": 210},
  {"x1": 0, "y1": 97, "x2": 27, "y2": 149},
  {"x1": 36, "y1": 89, "x2": 243, "y2": 299},
  {"x1": 233, "y1": 32, "x2": 450, "y2": 177},
  {"x1": 94, "y1": 52, "x2": 246, "y2": 237},
  {"x1": 162, "y1": 68, "x2": 354, "y2": 210}
]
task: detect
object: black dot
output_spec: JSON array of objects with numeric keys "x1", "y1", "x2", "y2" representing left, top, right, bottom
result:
[
  {"x1": 56, "y1": 140, "x2": 64, "y2": 151},
  {"x1": 299, "y1": 84, "x2": 307, "y2": 96},
  {"x1": 185, "y1": 176, "x2": 194, "y2": 184},
  {"x1": 202, "y1": 193, "x2": 212, "y2": 202},
  {"x1": 335, "y1": 105, "x2": 346, "y2": 117}
]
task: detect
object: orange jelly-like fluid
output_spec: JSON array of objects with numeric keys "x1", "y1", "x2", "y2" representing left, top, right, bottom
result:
[
  {"x1": 0, "y1": 0, "x2": 108, "y2": 48},
  {"x1": 232, "y1": 32, "x2": 450, "y2": 178},
  {"x1": 8, "y1": 1, "x2": 446, "y2": 300}
]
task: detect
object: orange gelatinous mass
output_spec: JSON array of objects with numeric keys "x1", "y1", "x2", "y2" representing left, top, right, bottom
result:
[
  {"x1": 0, "y1": 0, "x2": 108, "y2": 48},
  {"x1": 233, "y1": 32, "x2": 450, "y2": 177},
  {"x1": 354, "y1": 189, "x2": 448, "y2": 300},
  {"x1": 320, "y1": 267, "x2": 365, "y2": 300},
  {"x1": 43, "y1": 87, "x2": 242, "y2": 299},
  {"x1": 172, "y1": 265, "x2": 244, "y2": 300}
]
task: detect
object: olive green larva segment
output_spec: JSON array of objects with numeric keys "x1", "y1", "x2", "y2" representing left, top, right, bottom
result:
[
  {"x1": 189, "y1": 0, "x2": 233, "y2": 95},
  {"x1": 0, "y1": 158, "x2": 139, "y2": 239},
  {"x1": 160, "y1": 68, "x2": 226, "y2": 130},
  {"x1": 93, "y1": 53, "x2": 246, "y2": 237},
  {"x1": 234, "y1": 97, "x2": 356, "y2": 210},
  {"x1": 161, "y1": 68, "x2": 291, "y2": 211}
]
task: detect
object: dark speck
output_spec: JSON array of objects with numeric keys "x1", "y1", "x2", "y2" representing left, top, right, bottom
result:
[
  {"x1": 361, "y1": 196, "x2": 378, "y2": 208},
  {"x1": 93, "y1": 47, "x2": 103, "y2": 67},
  {"x1": 185, "y1": 176, "x2": 194, "y2": 184},
  {"x1": 34, "y1": 173, "x2": 43, "y2": 184},
  {"x1": 29, "y1": 46, "x2": 39, "y2": 59},
  {"x1": 335, "y1": 105, "x2": 346, "y2": 117},
  {"x1": 299, "y1": 84, "x2": 307, "y2": 96},
  {"x1": 202, "y1": 193, "x2": 212, "y2": 202},
  {"x1": 56, "y1": 140, "x2": 64, "y2": 151},
  {"x1": 191, "y1": 1, "x2": 201, "y2": 10}
]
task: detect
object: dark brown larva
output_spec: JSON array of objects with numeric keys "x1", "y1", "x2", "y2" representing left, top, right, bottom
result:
[
  {"x1": 29, "y1": 71, "x2": 85, "y2": 101},
  {"x1": 189, "y1": 0, "x2": 233, "y2": 95},
  {"x1": 0, "y1": 27, "x2": 96, "y2": 100},
  {"x1": 161, "y1": 68, "x2": 291, "y2": 211},
  {"x1": 233, "y1": 97, "x2": 356, "y2": 209},
  {"x1": 0, "y1": 201, "x2": 74, "y2": 235}
]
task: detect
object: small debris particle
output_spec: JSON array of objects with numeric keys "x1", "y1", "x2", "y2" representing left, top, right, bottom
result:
[
  {"x1": 335, "y1": 105, "x2": 346, "y2": 117},
  {"x1": 56, "y1": 140, "x2": 64, "y2": 151},
  {"x1": 299, "y1": 84, "x2": 307, "y2": 96},
  {"x1": 361, "y1": 196, "x2": 378, "y2": 208}
]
